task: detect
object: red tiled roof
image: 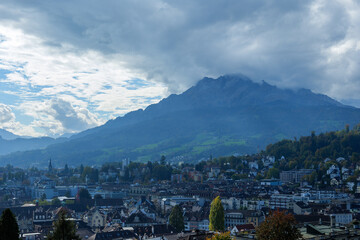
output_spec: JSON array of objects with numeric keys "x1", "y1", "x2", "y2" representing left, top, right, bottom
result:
[{"x1": 235, "y1": 224, "x2": 255, "y2": 231}]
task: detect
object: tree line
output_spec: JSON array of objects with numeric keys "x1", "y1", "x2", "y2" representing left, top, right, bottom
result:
[
  {"x1": 0, "y1": 208, "x2": 79, "y2": 240},
  {"x1": 169, "y1": 195, "x2": 301, "y2": 240}
]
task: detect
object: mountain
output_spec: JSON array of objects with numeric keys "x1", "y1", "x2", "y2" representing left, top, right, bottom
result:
[
  {"x1": 0, "y1": 129, "x2": 20, "y2": 140},
  {"x1": 0, "y1": 129, "x2": 69, "y2": 155},
  {"x1": 0, "y1": 136, "x2": 69, "y2": 156},
  {"x1": 2, "y1": 74, "x2": 360, "y2": 168}
]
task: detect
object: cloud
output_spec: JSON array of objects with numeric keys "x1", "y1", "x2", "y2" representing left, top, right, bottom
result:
[
  {"x1": 0, "y1": 22, "x2": 167, "y2": 135},
  {"x1": 0, "y1": 103, "x2": 41, "y2": 137},
  {"x1": 45, "y1": 98, "x2": 100, "y2": 132},
  {"x1": 0, "y1": 0, "x2": 360, "y2": 136},
  {"x1": 19, "y1": 98, "x2": 104, "y2": 136},
  {"x1": 0, "y1": 103, "x2": 15, "y2": 123}
]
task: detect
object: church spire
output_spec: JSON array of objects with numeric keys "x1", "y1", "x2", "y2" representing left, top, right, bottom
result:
[{"x1": 48, "y1": 158, "x2": 53, "y2": 172}]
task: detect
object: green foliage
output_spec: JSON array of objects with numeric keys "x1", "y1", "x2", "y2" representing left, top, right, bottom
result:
[
  {"x1": 81, "y1": 167, "x2": 99, "y2": 183},
  {"x1": 0, "y1": 208, "x2": 20, "y2": 240},
  {"x1": 37, "y1": 199, "x2": 51, "y2": 206},
  {"x1": 256, "y1": 210, "x2": 301, "y2": 240},
  {"x1": 51, "y1": 198, "x2": 61, "y2": 206},
  {"x1": 160, "y1": 155, "x2": 166, "y2": 165},
  {"x1": 65, "y1": 200, "x2": 75, "y2": 205},
  {"x1": 209, "y1": 196, "x2": 225, "y2": 232},
  {"x1": 121, "y1": 161, "x2": 173, "y2": 182},
  {"x1": 65, "y1": 190, "x2": 71, "y2": 198},
  {"x1": 266, "y1": 167, "x2": 280, "y2": 179},
  {"x1": 48, "y1": 210, "x2": 80, "y2": 240},
  {"x1": 77, "y1": 188, "x2": 91, "y2": 203},
  {"x1": 231, "y1": 173, "x2": 247, "y2": 180},
  {"x1": 265, "y1": 125, "x2": 360, "y2": 170},
  {"x1": 94, "y1": 194, "x2": 103, "y2": 201},
  {"x1": 41, "y1": 193, "x2": 47, "y2": 201},
  {"x1": 152, "y1": 164, "x2": 172, "y2": 180},
  {"x1": 207, "y1": 232, "x2": 232, "y2": 240},
  {"x1": 302, "y1": 171, "x2": 318, "y2": 185},
  {"x1": 169, "y1": 205, "x2": 185, "y2": 232}
]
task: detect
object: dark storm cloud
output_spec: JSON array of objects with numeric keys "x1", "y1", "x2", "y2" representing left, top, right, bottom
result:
[{"x1": 0, "y1": 0, "x2": 359, "y2": 99}]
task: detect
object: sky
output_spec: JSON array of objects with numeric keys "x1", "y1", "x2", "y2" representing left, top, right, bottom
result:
[{"x1": 0, "y1": 0, "x2": 360, "y2": 137}]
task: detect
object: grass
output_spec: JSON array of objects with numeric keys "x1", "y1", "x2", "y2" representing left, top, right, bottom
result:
[
  {"x1": 223, "y1": 140, "x2": 246, "y2": 146},
  {"x1": 135, "y1": 143, "x2": 159, "y2": 151},
  {"x1": 136, "y1": 155, "x2": 152, "y2": 162}
]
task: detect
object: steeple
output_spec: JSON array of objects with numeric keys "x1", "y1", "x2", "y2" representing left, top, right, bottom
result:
[{"x1": 48, "y1": 158, "x2": 53, "y2": 173}]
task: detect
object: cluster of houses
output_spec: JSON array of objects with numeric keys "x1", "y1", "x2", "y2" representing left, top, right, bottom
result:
[{"x1": 1, "y1": 155, "x2": 360, "y2": 239}]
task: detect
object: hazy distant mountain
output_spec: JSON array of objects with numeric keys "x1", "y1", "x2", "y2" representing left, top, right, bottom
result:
[
  {"x1": 0, "y1": 136, "x2": 69, "y2": 156},
  {"x1": 0, "y1": 128, "x2": 69, "y2": 155},
  {"x1": 2, "y1": 74, "x2": 360, "y2": 167},
  {"x1": 0, "y1": 129, "x2": 20, "y2": 140}
]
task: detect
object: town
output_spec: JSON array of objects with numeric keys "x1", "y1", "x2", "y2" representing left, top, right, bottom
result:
[{"x1": 1, "y1": 152, "x2": 360, "y2": 240}]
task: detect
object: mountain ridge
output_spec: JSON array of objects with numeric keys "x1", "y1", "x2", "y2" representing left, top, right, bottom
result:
[
  {"x1": 1, "y1": 74, "x2": 360, "y2": 168},
  {"x1": 0, "y1": 129, "x2": 20, "y2": 140}
]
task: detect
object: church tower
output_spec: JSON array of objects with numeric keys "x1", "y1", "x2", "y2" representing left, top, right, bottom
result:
[{"x1": 48, "y1": 158, "x2": 53, "y2": 173}]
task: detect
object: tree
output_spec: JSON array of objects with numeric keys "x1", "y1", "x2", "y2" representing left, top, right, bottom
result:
[
  {"x1": 266, "y1": 167, "x2": 280, "y2": 179},
  {"x1": 41, "y1": 193, "x2": 47, "y2": 201},
  {"x1": 81, "y1": 167, "x2": 99, "y2": 183},
  {"x1": 256, "y1": 210, "x2": 302, "y2": 240},
  {"x1": 169, "y1": 205, "x2": 184, "y2": 232},
  {"x1": 64, "y1": 164, "x2": 69, "y2": 175},
  {"x1": 76, "y1": 188, "x2": 91, "y2": 204},
  {"x1": 65, "y1": 190, "x2": 71, "y2": 198},
  {"x1": 160, "y1": 155, "x2": 166, "y2": 165},
  {"x1": 79, "y1": 164, "x2": 84, "y2": 175},
  {"x1": 152, "y1": 164, "x2": 172, "y2": 180},
  {"x1": 209, "y1": 196, "x2": 225, "y2": 232},
  {"x1": 94, "y1": 194, "x2": 103, "y2": 201},
  {"x1": 52, "y1": 198, "x2": 61, "y2": 206},
  {"x1": 207, "y1": 232, "x2": 232, "y2": 240},
  {"x1": 48, "y1": 210, "x2": 80, "y2": 240},
  {"x1": 0, "y1": 208, "x2": 20, "y2": 240}
]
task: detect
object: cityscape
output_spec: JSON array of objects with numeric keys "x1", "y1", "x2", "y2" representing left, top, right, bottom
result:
[{"x1": 1, "y1": 1, "x2": 360, "y2": 240}]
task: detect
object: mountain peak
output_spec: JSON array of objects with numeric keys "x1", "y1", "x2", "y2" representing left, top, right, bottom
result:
[
  {"x1": 1, "y1": 73, "x2": 359, "y2": 167},
  {"x1": 182, "y1": 74, "x2": 341, "y2": 108}
]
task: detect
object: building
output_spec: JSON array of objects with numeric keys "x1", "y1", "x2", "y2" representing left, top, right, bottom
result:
[
  {"x1": 260, "y1": 179, "x2": 282, "y2": 186},
  {"x1": 326, "y1": 206, "x2": 353, "y2": 225},
  {"x1": 83, "y1": 208, "x2": 107, "y2": 229},
  {"x1": 293, "y1": 201, "x2": 312, "y2": 215},
  {"x1": 269, "y1": 194, "x2": 294, "y2": 210},
  {"x1": 125, "y1": 210, "x2": 156, "y2": 227},
  {"x1": 300, "y1": 224, "x2": 360, "y2": 239},
  {"x1": 241, "y1": 210, "x2": 265, "y2": 227},
  {"x1": 230, "y1": 224, "x2": 255, "y2": 236},
  {"x1": 225, "y1": 212, "x2": 246, "y2": 229},
  {"x1": 280, "y1": 169, "x2": 314, "y2": 183},
  {"x1": 225, "y1": 210, "x2": 265, "y2": 228}
]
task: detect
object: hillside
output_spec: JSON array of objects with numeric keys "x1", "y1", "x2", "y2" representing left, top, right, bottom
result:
[
  {"x1": 264, "y1": 125, "x2": 360, "y2": 170},
  {"x1": 1, "y1": 74, "x2": 360, "y2": 168},
  {"x1": 203, "y1": 125, "x2": 360, "y2": 184},
  {"x1": 0, "y1": 129, "x2": 21, "y2": 140},
  {"x1": 0, "y1": 128, "x2": 69, "y2": 156}
]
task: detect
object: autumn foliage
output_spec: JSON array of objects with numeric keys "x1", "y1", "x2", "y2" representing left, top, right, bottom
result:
[
  {"x1": 256, "y1": 209, "x2": 302, "y2": 240},
  {"x1": 207, "y1": 231, "x2": 232, "y2": 240}
]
